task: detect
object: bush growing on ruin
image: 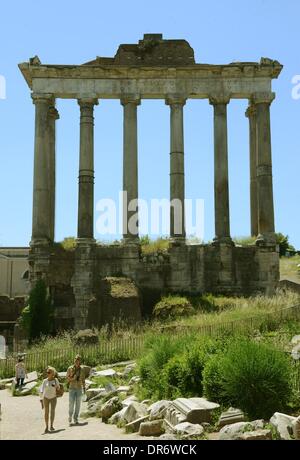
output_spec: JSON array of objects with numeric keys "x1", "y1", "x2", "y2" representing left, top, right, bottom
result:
[
  {"x1": 60, "y1": 236, "x2": 77, "y2": 250},
  {"x1": 153, "y1": 296, "x2": 195, "y2": 319},
  {"x1": 140, "y1": 236, "x2": 170, "y2": 255}
]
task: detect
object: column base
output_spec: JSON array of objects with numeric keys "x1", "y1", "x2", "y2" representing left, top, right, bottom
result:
[
  {"x1": 122, "y1": 236, "x2": 140, "y2": 246},
  {"x1": 30, "y1": 238, "x2": 51, "y2": 248},
  {"x1": 212, "y1": 236, "x2": 234, "y2": 246},
  {"x1": 170, "y1": 236, "x2": 186, "y2": 246},
  {"x1": 75, "y1": 237, "x2": 96, "y2": 247},
  {"x1": 255, "y1": 232, "x2": 277, "y2": 246}
]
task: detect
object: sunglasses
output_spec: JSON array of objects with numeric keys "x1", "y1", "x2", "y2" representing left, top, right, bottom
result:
[{"x1": 47, "y1": 370, "x2": 52, "y2": 374}]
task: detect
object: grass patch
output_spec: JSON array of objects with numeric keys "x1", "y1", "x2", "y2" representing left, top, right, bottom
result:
[
  {"x1": 233, "y1": 236, "x2": 256, "y2": 245},
  {"x1": 140, "y1": 236, "x2": 170, "y2": 255},
  {"x1": 155, "y1": 289, "x2": 300, "y2": 332}
]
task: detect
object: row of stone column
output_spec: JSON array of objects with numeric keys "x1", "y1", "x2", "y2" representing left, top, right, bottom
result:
[{"x1": 31, "y1": 92, "x2": 275, "y2": 247}]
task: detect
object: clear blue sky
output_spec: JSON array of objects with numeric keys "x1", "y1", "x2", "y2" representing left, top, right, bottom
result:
[{"x1": 0, "y1": 0, "x2": 299, "y2": 248}]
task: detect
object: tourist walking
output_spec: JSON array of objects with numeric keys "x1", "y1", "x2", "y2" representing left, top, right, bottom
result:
[
  {"x1": 15, "y1": 356, "x2": 27, "y2": 388},
  {"x1": 39, "y1": 366, "x2": 60, "y2": 433},
  {"x1": 67, "y1": 354, "x2": 85, "y2": 425}
]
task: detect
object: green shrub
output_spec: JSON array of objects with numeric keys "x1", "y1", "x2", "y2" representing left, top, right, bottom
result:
[
  {"x1": 203, "y1": 338, "x2": 292, "y2": 419},
  {"x1": 276, "y1": 233, "x2": 295, "y2": 257},
  {"x1": 163, "y1": 344, "x2": 207, "y2": 399},
  {"x1": 140, "y1": 236, "x2": 170, "y2": 255},
  {"x1": 153, "y1": 296, "x2": 195, "y2": 320},
  {"x1": 19, "y1": 305, "x2": 31, "y2": 333},
  {"x1": 139, "y1": 333, "x2": 220, "y2": 400},
  {"x1": 203, "y1": 353, "x2": 227, "y2": 404},
  {"x1": 139, "y1": 235, "x2": 151, "y2": 246},
  {"x1": 139, "y1": 334, "x2": 184, "y2": 399},
  {"x1": 60, "y1": 237, "x2": 77, "y2": 251},
  {"x1": 20, "y1": 279, "x2": 54, "y2": 343},
  {"x1": 162, "y1": 354, "x2": 190, "y2": 399}
]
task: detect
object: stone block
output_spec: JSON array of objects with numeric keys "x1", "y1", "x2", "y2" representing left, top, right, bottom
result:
[
  {"x1": 125, "y1": 415, "x2": 150, "y2": 433},
  {"x1": 24, "y1": 371, "x2": 38, "y2": 384},
  {"x1": 239, "y1": 429, "x2": 272, "y2": 440},
  {"x1": 86, "y1": 387, "x2": 106, "y2": 400},
  {"x1": 122, "y1": 395, "x2": 138, "y2": 407},
  {"x1": 122, "y1": 401, "x2": 148, "y2": 424},
  {"x1": 170, "y1": 397, "x2": 220, "y2": 424},
  {"x1": 174, "y1": 421, "x2": 204, "y2": 438},
  {"x1": 148, "y1": 400, "x2": 171, "y2": 421},
  {"x1": 17, "y1": 381, "x2": 37, "y2": 396},
  {"x1": 270, "y1": 412, "x2": 297, "y2": 440},
  {"x1": 218, "y1": 407, "x2": 245, "y2": 428},
  {"x1": 93, "y1": 368, "x2": 116, "y2": 378},
  {"x1": 100, "y1": 396, "x2": 122, "y2": 422},
  {"x1": 139, "y1": 419, "x2": 165, "y2": 437}
]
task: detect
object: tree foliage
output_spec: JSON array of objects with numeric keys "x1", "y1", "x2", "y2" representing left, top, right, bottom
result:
[
  {"x1": 20, "y1": 279, "x2": 54, "y2": 342},
  {"x1": 275, "y1": 233, "x2": 295, "y2": 257}
]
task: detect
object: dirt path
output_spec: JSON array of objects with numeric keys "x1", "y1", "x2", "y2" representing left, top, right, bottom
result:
[{"x1": 0, "y1": 389, "x2": 153, "y2": 440}]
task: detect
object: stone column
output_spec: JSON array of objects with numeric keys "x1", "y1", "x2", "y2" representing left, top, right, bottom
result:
[
  {"x1": 31, "y1": 93, "x2": 53, "y2": 245},
  {"x1": 48, "y1": 106, "x2": 59, "y2": 242},
  {"x1": 245, "y1": 105, "x2": 258, "y2": 237},
  {"x1": 121, "y1": 95, "x2": 140, "y2": 244},
  {"x1": 77, "y1": 98, "x2": 98, "y2": 240},
  {"x1": 209, "y1": 95, "x2": 232, "y2": 244},
  {"x1": 252, "y1": 92, "x2": 276, "y2": 244},
  {"x1": 165, "y1": 95, "x2": 186, "y2": 242}
]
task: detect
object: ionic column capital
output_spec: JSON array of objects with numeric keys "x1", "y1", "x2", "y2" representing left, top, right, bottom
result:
[
  {"x1": 78, "y1": 97, "x2": 99, "y2": 107},
  {"x1": 120, "y1": 94, "x2": 141, "y2": 106},
  {"x1": 31, "y1": 93, "x2": 54, "y2": 105},
  {"x1": 209, "y1": 94, "x2": 231, "y2": 106},
  {"x1": 165, "y1": 94, "x2": 187, "y2": 106},
  {"x1": 48, "y1": 106, "x2": 59, "y2": 120},
  {"x1": 251, "y1": 92, "x2": 275, "y2": 105},
  {"x1": 245, "y1": 104, "x2": 256, "y2": 118}
]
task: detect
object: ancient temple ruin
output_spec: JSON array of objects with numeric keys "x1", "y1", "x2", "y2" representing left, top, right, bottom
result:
[{"x1": 18, "y1": 34, "x2": 282, "y2": 329}]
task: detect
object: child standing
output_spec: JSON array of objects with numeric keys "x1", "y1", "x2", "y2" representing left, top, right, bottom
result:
[{"x1": 15, "y1": 357, "x2": 27, "y2": 388}]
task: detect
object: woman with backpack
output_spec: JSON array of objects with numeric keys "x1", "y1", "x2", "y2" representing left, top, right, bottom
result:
[{"x1": 39, "y1": 366, "x2": 60, "y2": 433}]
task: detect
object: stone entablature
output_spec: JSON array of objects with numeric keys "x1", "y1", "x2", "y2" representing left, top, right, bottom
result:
[
  {"x1": 19, "y1": 61, "x2": 281, "y2": 99},
  {"x1": 19, "y1": 34, "x2": 282, "y2": 100}
]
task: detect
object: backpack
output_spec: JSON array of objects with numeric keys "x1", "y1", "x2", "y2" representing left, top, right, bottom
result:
[{"x1": 56, "y1": 383, "x2": 64, "y2": 398}]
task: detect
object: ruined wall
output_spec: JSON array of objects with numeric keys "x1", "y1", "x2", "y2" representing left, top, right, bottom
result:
[
  {"x1": 0, "y1": 296, "x2": 26, "y2": 348},
  {"x1": 0, "y1": 295, "x2": 25, "y2": 321},
  {"x1": 29, "y1": 243, "x2": 279, "y2": 328},
  {"x1": 0, "y1": 248, "x2": 29, "y2": 297}
]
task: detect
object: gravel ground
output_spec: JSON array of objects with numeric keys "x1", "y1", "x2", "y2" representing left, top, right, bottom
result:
[{"x1": 0, "y1": 389, "x2": 153, "y2": 440}]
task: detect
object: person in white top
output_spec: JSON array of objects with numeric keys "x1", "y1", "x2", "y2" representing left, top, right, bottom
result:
[
  {"x1": 15, "y1": 357, "x2": 27, "y2": 388},
  {"x1": 39, "y1": 366, "x2": 60, "y2": 433},
  {"x1": 16, "y1": 357, "x2": 27, "y2": 389}
]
